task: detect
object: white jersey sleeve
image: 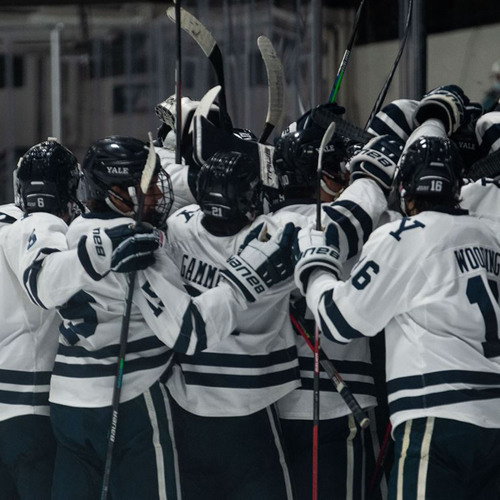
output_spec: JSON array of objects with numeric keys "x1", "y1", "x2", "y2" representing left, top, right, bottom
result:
[
  {"x1": 366, "y1": 98, "x2": 419, "y2": 140},
  {"x1": 321, "y1": 178, "x2": 389, "y2": 262},
  {"x1": 3, "y1": 212, "x2": 70, "y2": 308},
  {"x1": 134, "y1": 250, "x2": 247, "y2": 355}
]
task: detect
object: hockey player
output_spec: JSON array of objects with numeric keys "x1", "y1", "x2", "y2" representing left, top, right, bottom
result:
[
  {"x1": 17, "y1": 135, "x2": 294, "y2": 500},
  {"x1": 271, "y1": 115, "x2": 403, "y2": 500},
  {"x1": 293, "y1": 135, "x2": 500, "y2": 499},
  {"x1": 367, "y1": 84, "x2": 500, "y2": 223},
  {"x1": 163, "y1": 149, "x2": 301, "y2": 500},
  {"x1": 0, "y1": 138, "x2": 83, "y2": 499}
]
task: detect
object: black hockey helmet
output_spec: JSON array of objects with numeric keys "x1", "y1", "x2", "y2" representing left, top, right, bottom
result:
[
  {"x1": 397, "y1": 136, "x2": 463, "y2": 204},
  {"x1": 81, "y1": 135, "x2": 173, "y2": 227},
  {"x1": 197, "y1": 150, "x2": 262, "y2": 225},
  {"x1": 15, "y1": 138, "x2": 83, "y2": 218},
  {"x1": 273, "y1": 126, "x2": 350, "y2": 193}
]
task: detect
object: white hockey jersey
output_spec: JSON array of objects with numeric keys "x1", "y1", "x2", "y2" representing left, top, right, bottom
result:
[
  {"x1": 276, "y1": 179, "x2": 386, "y2": 420},
  {"x1": 165, "y1": 205, "x2": 302, "y2": 417},
  {"x1": 29, "y1": 212, "x2": 247, "y2": 408},
  {"x1": 0, "y1": 206, "x2": 62, "y2": 421},
  {"x1": 461, "y1": 177, "x2": 500, "y2": 223},
  {"x1": 306, "y1": 209, "x2": 500, "y2": 432}
]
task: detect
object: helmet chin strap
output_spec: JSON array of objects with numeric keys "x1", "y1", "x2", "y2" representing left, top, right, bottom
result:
[
  {"x1": 105, "y1": 186, "x2": 138, "y2": 218},
  {"x1": 320, "y1": 178, "x2": 344, "y2": 199},
  {"x1": 399, "y1": 188, "x2": 413, "y2": 215}
]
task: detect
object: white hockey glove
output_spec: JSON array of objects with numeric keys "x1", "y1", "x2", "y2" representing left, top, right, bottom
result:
[
  {"x1": 348, "y1": 135, "x2": 405, "y2": 195},
  {"x1": 220, "y1": 222, "x2": 296, "y2": 302},
  {"x1": 413, "y1": 84, "x2": 468, "y2": 135},
  {"x1": 78, "y1": 224, "x2": 165, "y2": 280},
  {"x1": 293, "y1": 223, "x2": 342, "y2": 296}
]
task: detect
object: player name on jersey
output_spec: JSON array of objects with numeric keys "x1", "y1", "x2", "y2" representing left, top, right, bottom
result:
[
  {"x1": 180, "y1": 254, "x2": 223, "y2": 289},
  {"x1": 454, "y1": 245, "x2": 500, "y2": 275}
]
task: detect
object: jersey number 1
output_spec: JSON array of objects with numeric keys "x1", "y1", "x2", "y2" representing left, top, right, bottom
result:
[{"x1": 466, "y1": 275, "x2": 500, "y2": 358}]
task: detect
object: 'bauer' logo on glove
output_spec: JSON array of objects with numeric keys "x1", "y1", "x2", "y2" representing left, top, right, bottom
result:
[{"x1": 221, "y1": 222, "x2": 295, "y2": 302}]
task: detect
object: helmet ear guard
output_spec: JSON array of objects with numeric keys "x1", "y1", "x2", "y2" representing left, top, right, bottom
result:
[{"x1": 23, "y1": 181, "x2": 60, "y2": 214}]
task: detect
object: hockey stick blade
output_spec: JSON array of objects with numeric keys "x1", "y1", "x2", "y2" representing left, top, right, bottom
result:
[
  {"x1": 257, "y1": 35, "x2": 284, "y2": 143},
  {"x1": 141, "y1": 133, "x2": 157, "y2": 194},
  {"x1": 166, "y1": 6, "x2": 232, "y2": 131},
  {"x1": 167, "y1": 6, "x2": 216, "y2": 58},
  {"x1": 189, "y1": 85, "x2": 221, "y2": 135},
  {"x1": 317, "y1": 122, "x2": 336, "y2": 229}
]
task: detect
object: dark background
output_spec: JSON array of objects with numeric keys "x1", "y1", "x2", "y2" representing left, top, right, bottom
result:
[{"x1": 2, "y1": 0, "x2": 499, "y2": 43}]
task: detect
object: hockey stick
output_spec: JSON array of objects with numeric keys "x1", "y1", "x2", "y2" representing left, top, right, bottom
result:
[
  {"x1": 310, "y1": 122, "x2": 338, "y2": 500},
  {"x1": 257, "y1": 35, "x2": 284, "y2": 143},
  {"x1": 289, "y1": 313, "x2": 370, "y2": 429},
  {"x1": 364, "y1": 0, "x2": 414, "y2": 130},
  {"x1": 328, "y1": 0, "x2": 367, "y2": 104},
  {"x1": 174, "y1": 0, "x2": 182, "y2": 164},
  {"x1": 100, "y1": 133, "x2": 158, "y2": 500},
  {"x1": 166, "y1": 6, "x2": 232, "y2": 131},
  {"x1": 368, "y1": 422, "x2": 393, "y2": 499}
]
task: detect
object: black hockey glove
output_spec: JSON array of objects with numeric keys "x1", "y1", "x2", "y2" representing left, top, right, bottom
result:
[
  {"x1": 293, "y1": 223, "x2": 342, "y2": 296},
  {"x1": 78, "y1": 223, "x2": 165, "y2": 280},
  {"x1": 221, "y1": 222, "x2": 296, "y2": 302},
  {"x1": 413, "y1": 84, "x2": 469, "y2": 135},
  {"x1": 348, "y1": 134, "x2": 405, "y2": 195}
]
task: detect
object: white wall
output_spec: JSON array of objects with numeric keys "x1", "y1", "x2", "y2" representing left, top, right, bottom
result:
[{"x1": 343, "y1": 22, "x2": 500, "y2": 127}]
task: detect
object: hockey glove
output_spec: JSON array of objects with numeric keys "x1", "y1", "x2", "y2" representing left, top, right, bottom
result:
[
  {"x1": 348, "y1": 135, "x2": 405, "y2": 195},
  {"x1": 293, "y1": 223, "x2": 342, "y2": 296},
  {"x1": 78, "y1": 224, "x2": 164, "y2": 280},
  {"x1": 221, "y1": 222, "x2": 296, "y2": 302},
  {"x1": 413, "y1": 84, "x2": 469, "y2": 135}
]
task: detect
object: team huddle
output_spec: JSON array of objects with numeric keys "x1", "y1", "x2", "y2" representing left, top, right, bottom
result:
[{"x1": 1, "y1": 81, "x2": 500, "y2": 500}]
